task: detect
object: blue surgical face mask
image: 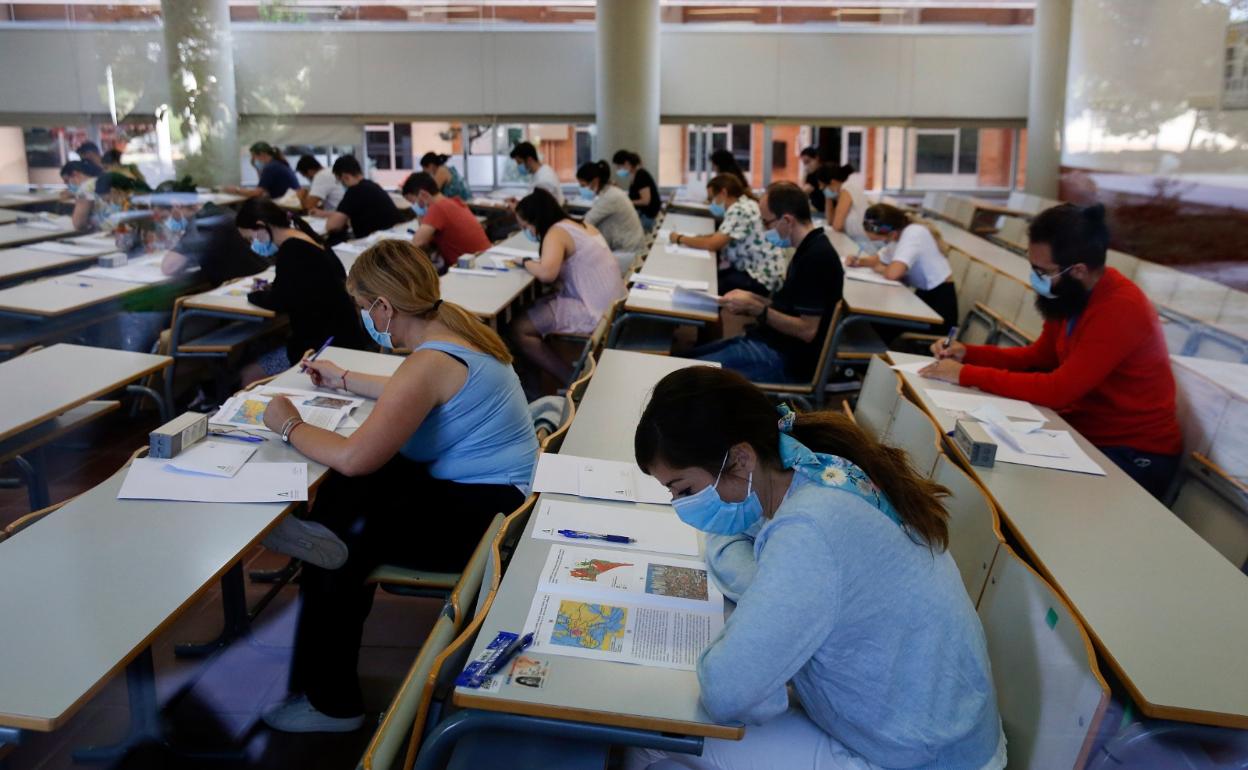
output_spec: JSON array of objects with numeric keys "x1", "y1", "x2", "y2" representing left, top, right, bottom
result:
[
  {"x1": 411, "y1": 200, "x2": 428, "y2": 217},
  {"x1": 166, "y1": 216, "x2": 187, "y2": 234},
  {"x1": 764, "y1": 228, "x2": 791, "y2": 249},
  {"x1": 251, "y1": 237, "x2": 278, "y2": 258},
  {"x1": 670, "y1": 451, "x2": 764, "y2": 536},
  {"x1": 579, "y1": 185, "x2": 595, "y2": 199},
  {"x1": 517, "y1": 162, "x2": 531, "y2": 177},
  {"x1": 708, "y1": 199, "x2": 726, "y2": 218},
  {"x1": 822, "y1": 187, "x2": 837, "y2": 200},
  {"x1": 616, "y1": 168, "x2": 630, "y2": 179},
  {"x1": 67, "y1": 182, "x2": 80, "y2": 194},
  {"x1": 1029, "y1": 266, "x2": 1072, "y2": 299},
  {"x1": 522, "y1": 227, "x2": 539, "y2": 244},
  {"x1": 361, "y1": 298, "x2": 394, "y2": 349}
]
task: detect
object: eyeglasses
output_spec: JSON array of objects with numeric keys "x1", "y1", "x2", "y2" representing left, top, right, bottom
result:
[{"x1": 1030, "y1": 264, "x2": 1077, "y2": 279}]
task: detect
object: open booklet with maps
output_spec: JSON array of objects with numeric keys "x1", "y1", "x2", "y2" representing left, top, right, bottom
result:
[{"x1": 522, "y1": 544, "x2": 725, "y2": 671}]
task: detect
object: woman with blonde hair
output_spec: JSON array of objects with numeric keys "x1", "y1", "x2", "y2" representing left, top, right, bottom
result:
[{"x1": 257, "y1": 239, "x2": 539, "y2": 734}]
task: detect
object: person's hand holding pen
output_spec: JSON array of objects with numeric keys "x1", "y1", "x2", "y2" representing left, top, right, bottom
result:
[
  {"x1": 921, "y1": 328, "x2": 966, "y2": 383},
  {"x1": 303, "y1": 359, "x2": 348, "y2": 390}
]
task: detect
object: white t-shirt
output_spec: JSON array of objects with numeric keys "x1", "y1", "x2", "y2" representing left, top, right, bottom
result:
[
  {"x1": 308, "y1": 167, "x2": 345, "y2": 211},
  {"x1": 878, "y1": 223, "x2": 952, "y2": 291},
  {"x1": 531, "y1": 163, "x2": 565, "y2": 205},
  {"x1": 841, "y1": 172, "x2": 870, "y2": 241}
]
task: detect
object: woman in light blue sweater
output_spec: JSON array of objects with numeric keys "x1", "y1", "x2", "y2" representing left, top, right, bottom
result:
[{"x1": 626, "y1": 367, "x2": 1005, "y2": 770}]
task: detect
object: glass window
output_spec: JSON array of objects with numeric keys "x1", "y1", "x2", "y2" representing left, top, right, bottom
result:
[
  {"x1": 915, "y1": 132, "x2": 956, "y2": 174},
  {"x1": 958, "y1": 128, "x2": 979, "y2": 175},
  {"x1": 365, "y1": 126, "x2": 394, "y2": 172}
]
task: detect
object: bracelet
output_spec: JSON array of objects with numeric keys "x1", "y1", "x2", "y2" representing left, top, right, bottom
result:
[
  {"x1": 280, "y1": 416, "x2": 303, "y2": 444},
  {"x1": 341, "y1": 370, "x2": 351, "y2": 391},
  {"x1": 676, "y1": 234, "x2": 683, "y2": 245}
]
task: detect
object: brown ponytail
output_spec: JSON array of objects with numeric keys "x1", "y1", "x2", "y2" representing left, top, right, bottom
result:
[
  {"x1": 636, "y1": 367, "x2": 950, "y2": 551},
  {"x1": 347, "y1": 240, "x2": 513, "y2": 364}
]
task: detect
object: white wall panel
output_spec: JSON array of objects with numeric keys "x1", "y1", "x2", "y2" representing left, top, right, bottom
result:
[{"x1": 0, "y1": 25, "x2": 1030, "y2": 122}]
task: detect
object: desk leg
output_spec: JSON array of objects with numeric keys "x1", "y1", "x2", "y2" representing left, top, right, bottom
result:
[
  {"x1": 13, "y1": 451, "x2": 49, "y2": 511},
  {"x1": 412, "y1": 710, "x2": 704, "y2": 770},
  {"x1": 174, "y1": 563, "x2": 249, "y2": 658},
  {"x1": 125, "y1": 384, "x2": 170, "y2": 422}
]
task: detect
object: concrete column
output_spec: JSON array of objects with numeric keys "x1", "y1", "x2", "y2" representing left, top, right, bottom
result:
[
  {"x1": 1024, "y1": 0, "x2": 1072, "y2": 198},
  {"x1": 595, "y1": 0, "x2": 660, "y2": 172},
  {"x1": 161, "y1": 0, "x2": 240, "y2": 186}
]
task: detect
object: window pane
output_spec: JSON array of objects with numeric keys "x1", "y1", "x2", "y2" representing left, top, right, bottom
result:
[
  {"x1": 846, "y1": 131, "x2": 863, "y2": 171},
  {"x1": 365, "y1": 129, "x2": 391, "y2": 171},
  {"x1": 958, "y1": 127, "x2": 979, "y2": 175},
  {"x1": 730, "y1": 124, "x2": 751, "y2": 171},
  {"x1": 394, "y1": 123, "x2": 413, "y2": 171},
  {"x1": 915, "y1": 134, "x2": 955, "y2": 174}
]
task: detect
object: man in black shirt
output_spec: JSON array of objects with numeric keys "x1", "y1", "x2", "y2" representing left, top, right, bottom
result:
[
  {"x1": 325, "y1": 155, "x2": 404, "y2": 240},
  {"x1": 691, "y1": 181, "x2": 845, "y2": 383}
]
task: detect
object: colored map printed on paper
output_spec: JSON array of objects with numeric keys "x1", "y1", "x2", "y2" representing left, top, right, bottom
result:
[
  {"x1": 645, "y1": 564, "x2": 709, "y2": 601},
  {"x1": 551, "y1": 600, "x2": 626, "y2": 652},
  {"x1": 568, "y1": 558, "x2": 633, "y2": 582},
  {"x1": 229, "y1": 399, "x2": 267, "y2": 426}
]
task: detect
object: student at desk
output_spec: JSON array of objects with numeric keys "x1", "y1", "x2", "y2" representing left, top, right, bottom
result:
[
  {"x1": 628, "y1": 367, "x2": 1004, "y2": 770},
  {"x1": 419, "y1": 152, "x2": 471, "y2": 201},
  {"x1": 256, "y1": 240, "x2": 538, "y2": 733},
  {"x1": 101, "y1": 149, "x2": 148, "y2": 187},
  {"x1": 161, "y1": 203, "x2": 267, "y2": 285},
  {"x1": 687, "y1": 182, "x2": 844, "y2": 384},
  {"x1": 235, "y1": 198, "x2": 370, "y2": 384},
  {"x1": 612, "y1": 150, "x2": 662, "y2": 231},
  {"x1": 225, "y1": 142, "x2": 301, "y2": 200},
  {"x1": 921, "y1": 204, "x2": 1182, "y2": 499},
  {"x1": 575, "y1": 160, "x2": 646, "y2": 254},
  {"x1": 75, "y1": 141, "x2": 105, "y2": 176},
  {"x1": 324, "y1": 155, "x2": 405, "y2": 240},
  {"x1": 510, "y1": 188, "x2": 626, "y2": 385},
  {"x1": 294, "y1": 155, "x2": 344, "y2": 213},
  {"x1": 60, "y1": 160, "x2": 99, "y2": 228},
  {"x1": 400, "y1": 171, "x2": 490, "y2": 269},
  {"x1": 852, "y1": 203, "x2": 959, "y2": 333},
  {"x1": 809, "y1": 163, "x2": 870, "y2": 244},
  {"x1": 668, "y1": 174, "x2": 785, "y2": 296},
  {"x1": 91, "y1": 172, "x2": 153, "y2": 252},
  {"x1": 509, "y1": 141, "x2": 564, "y2": 206}
]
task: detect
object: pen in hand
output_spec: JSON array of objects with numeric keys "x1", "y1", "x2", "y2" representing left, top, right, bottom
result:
[{"x1": 301, "y1": 335, "x2": 334, "y2": 372}]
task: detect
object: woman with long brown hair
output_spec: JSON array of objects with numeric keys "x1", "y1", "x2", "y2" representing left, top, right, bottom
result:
[
  {"x1": 257, "y1": 239, "x2": 538, "y2": 734},
  {"x1": 627, "y1": 366, "x2": 1004, "y2": 770}
]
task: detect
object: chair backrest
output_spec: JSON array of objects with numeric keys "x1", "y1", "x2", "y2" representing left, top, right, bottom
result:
[
  {"x1": 1011, "y1": 293, "x2": 1045, "y2": 339},
  {"x1": 946, "y1": 247, "x2": 971, "y2": 287},
  {"x1": 985, "y1": 274, "x2": 1026, "y2": 323},
  {"x1": 977, "y1": 545, "x2": 1109, "y2": 770},
  {"x1": 4, "y1": 499, "x2": 68, "y2": 536},
  {"x1": 853, "y1": 355, "x2": 902, "y2": 440},
  {"x1": 960, "y1": 305, "x2": 998, "y2": 347},
  {"x1": 996, "y1": 325, "x2": 1031, "y2": 348},
  {"x1": 883, "y1": 397, "x2": 943, "y2": 478},
  {"x1": 1188, "y1": 329, "x2": 1248, "y2": 364},
  {"x1": 958, "y1": 260, "x2": 997, "y2": 324},
  {"x1": 357, "y1": 511, "x2": 506, "y2": 770},
  {"x1": 950, "y1": 197, "x2": 977, "y2": 230},
  {"x1": 1133, "y1": 262, "x2": 1180, "y2": 307},
  {"x1": 922, "y1": 191, "x2": 940, "y2": 213},
  {"x1": 568, "y1": 351, "x2": 597, "y2": 407},
  {"x1": 998, "y1": 216, "x2": 1029, "y2": 249},
  {"x1": 1105, "y1": 249, "x2": 1140, "y2": 281},
  {"x1": 1170, "y1": 453, "x2": 1248, "y2": 569},
  {"x1": 1168, "y1": 273, "x2": 1229, "y2": 325},
  {"x1": 808, "y1": 300, "x2": 847, "y2": 394},
  {"x1": 539, "y1": 394, "x2": 576, "y2": 453},
  {"x1": 932, "y1": 454, "x2": 1003, "y2": 606}
]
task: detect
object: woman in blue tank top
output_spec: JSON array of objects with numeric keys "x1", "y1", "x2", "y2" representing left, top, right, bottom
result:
[{"x1": 256, "y1": 240, "x2": 538, "y2": 734}]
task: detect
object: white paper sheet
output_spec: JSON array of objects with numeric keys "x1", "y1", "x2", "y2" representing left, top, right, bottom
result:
[
  {"x1": 844, "y1": 266, "x2": 903, "y2": 286},
  {"x1": 532, "y1": 453, "x2": 671, "y2": 505},
  {"x1": 927, "y1": 388, "x2": 1046, "y2": 422},
  {"x1": 167, "y1": 440, "x2": 257, "y2": 478},
  {"x1": 118, "y1": 459, "x2": 308, "y2": 502},
  {"x1": 26, "y1": 241, "x2": 112, "y2": 257},
  {"x1": 892, "y1": 357, "x2": 935, "y2": 374},
  {"x1": 447, "y1": 267, "x2": 499, "y2": 278},
  {"x1": 666, "y1": 244, "x2": 713, "y2": 259},
  {"x1": 487, "y1": 245, "x2": 537, "y2": 260},
  {"x1": 537, "y1": 544, "x2": 724, "y2": 612},
  {"x1": 206, "y1": 269, "x2": 275, "y2": 298},
  {"x1": 672, "y1": 286, "x2": 721, "y2": 312},
  {"x1": 531, "y1": 498, "x2": 700, "y2": 557},
  {"x1": 989, "y1": 428, "x2": 1105, "y2": 475},
  {"x1": 78, "y1": 255, "x2": 168, "y2": 284},
  {"x1": 521, "y1": 591, "x2": 721, "y2": 671},
  {"x1": 628, "y1": 274, "x2": 710, "y2": 292}
]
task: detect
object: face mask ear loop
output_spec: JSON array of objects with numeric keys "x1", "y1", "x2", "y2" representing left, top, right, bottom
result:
[{"x1": 712, "y1": 450, "x2": 730, "y2": 488}]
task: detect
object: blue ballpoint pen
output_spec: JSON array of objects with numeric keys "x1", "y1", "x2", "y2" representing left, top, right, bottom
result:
[
  {"x1": 479, "y1": 632, "x2": 535, "y2": 681},
  {"x1": 557, "y1": 529, "x2": 636, "y2": 544},
  {"x1": 209, "y1": 431, "x2": 265, "y2": 443},
  {"x1": 301, "y1": 335, "x2": 334, "y2": 372}
]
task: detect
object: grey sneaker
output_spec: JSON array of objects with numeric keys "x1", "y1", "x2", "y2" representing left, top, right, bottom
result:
[
  {"x1": 261, "y1": 695, "x2": 364, "y2": 733},
  {"x1": 261, "y1": 516, "x2": 348, "y2": 570}
]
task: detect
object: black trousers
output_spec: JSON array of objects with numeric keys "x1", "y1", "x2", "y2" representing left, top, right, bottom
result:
[
  {"x1": 915, "y1": 281, "x2": 960, "y2": 335},
  {"x1": 289, "y1": 454, "x2": 524, "y2": 717}
]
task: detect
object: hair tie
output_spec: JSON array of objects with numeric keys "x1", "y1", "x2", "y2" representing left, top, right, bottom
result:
[
  {"x1": 776, "y1": 403, "x2": 796, "y2": 434},
  {"x1": 430, "y1": 299, "x2": 443, "y2": 314}
]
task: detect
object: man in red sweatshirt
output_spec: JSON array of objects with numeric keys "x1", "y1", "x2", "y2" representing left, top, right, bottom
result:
[{"x1": 920, "y1": 203, "x2": 1182, "y2": 499}]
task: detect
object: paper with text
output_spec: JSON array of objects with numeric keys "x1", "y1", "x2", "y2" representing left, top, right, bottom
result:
[
  {"x1": 532, "y1": 453, "x2": 671, "y2": 505},
  {"x1": 538, "y1": 544, "x2": 724, "y2": 612},
  {"x1": 926, "y1": 388, "x2": 1046, "y2": 422},
  {"x1": 531, "y1": 498, "x2": 700, "y2": 557},
  {"x1": 167, "y1": 441, "x2": 257, "y2": 478},
  {"x1": 118, "y1": 459, "x2": 308, "y2": 502}
]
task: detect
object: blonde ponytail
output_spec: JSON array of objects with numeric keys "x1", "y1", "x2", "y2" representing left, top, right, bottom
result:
[{"x1": 347, "y1": 240, "x2": 513, "y2": 364}]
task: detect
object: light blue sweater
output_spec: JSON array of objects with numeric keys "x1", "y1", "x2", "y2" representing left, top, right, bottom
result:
[{"x1": 700, "y1": 457, "x2": 1001, "y2": 769}]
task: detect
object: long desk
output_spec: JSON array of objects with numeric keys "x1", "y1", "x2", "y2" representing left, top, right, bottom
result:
[
  {"x1": 0, "y1": 246, "x2": 108, "y2": 287},
  {"x1": 0, "y1": 343, "x2": 171, "y2": 508},
  {"x1": 934, "y1": 221, "x2": 1031, "y2": 283},
  {"x1": 0, "y1": 218, "x2": 79, "y2": 249},
  {"x1": 609, "y1": 213, "x2": 719, "y2": 345},
  {"x1": 0, "y1": 348, "x2": 398, "y2": 751},
  {"x1": 433, "y1": 350, "x2": 733, "y2": 768},
  {"x1": 0, "y1": 190, "x2": 64, "y2": 210},
  {"x1": 825, "y1": 228, "x2": 944, "y2": 329},
  {"x1": 450, "y1": 231, "x2": 537, "y2": 328},
  {"x1": 0, "y1": 209, "x2": 22, "y2": 225},
  {"x1": 890, "y1": 352, "x2": 1248, "y2": 729}
]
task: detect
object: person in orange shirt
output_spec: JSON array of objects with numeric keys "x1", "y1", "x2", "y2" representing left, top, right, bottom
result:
[{"x1": 401, "y1": 172, "x2": 491, "y2": 270}]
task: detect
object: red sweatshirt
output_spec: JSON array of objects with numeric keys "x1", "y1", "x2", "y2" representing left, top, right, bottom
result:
[{"x1": 959, "y1": 268, "x2": 1182, "y2": 455}]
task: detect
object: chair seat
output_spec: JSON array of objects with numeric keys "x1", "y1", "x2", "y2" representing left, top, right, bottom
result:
[
  {"x1": 447, "y1": 731, "x2": 609, "y2": 770},
  {"x1": 367, "y1": 565, "x2": 461, "y2": 591},
  {"x1": 837, "y1": 322, "x2": 888, "y2": 359},
  {"x1": 614, "y1": 318, "x2": 675, "y2": 355}
]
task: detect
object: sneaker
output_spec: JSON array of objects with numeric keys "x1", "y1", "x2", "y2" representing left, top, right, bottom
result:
[
  {"x1": 261, "y1": 517, "x2": 348, "y2": 570},
  {"x1": 261, "y1": 695, "x2": 364, "y2": 734}
]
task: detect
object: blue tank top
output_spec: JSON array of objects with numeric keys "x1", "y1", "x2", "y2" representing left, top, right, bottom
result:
[{"x1": 399, "y1": 341, "x2": 538, "y2": 490}]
